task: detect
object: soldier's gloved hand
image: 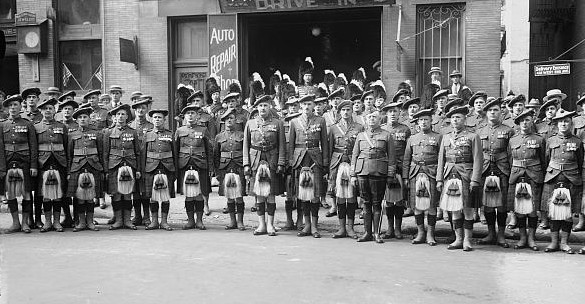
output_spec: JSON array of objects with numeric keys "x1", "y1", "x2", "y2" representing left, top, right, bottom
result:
[
  {"x1": 244, "y1": 166, "x2": 250, "y2": 176},
  {"x1": 436, "y1": 182, "x2": 443, "y2": 193},
  {"x1": 276, "y1": 165, "x2": 285, "y2": 175},
  {"x1": 136, "y1": 172, "x2": 141, "y2": 179},
  {"x1": 30, "y1": 168, "x2": 38, "y2": 177}
]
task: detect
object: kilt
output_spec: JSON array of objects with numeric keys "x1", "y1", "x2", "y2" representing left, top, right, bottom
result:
[
  {"x1": 293, "y1": 155, "x2": 325, "y2": 198},
  {"x1": 326, "y1": 156, "x2": 351, "y2": 198},
  {"x1": 357, "y1": 175, "x2": 386, "y2": 204},
  {"x1": 506, "y1": 175, "x2": 542, "y2": 213},
  {"x1": 177, "y1": 166, "x2": 211, "y2": 197},
  {"x1": 480, "y1": 171, "x2": 509, "y2": 208},
  {"x1": 1, "y1": 159, "x2": 33, "y2": 193},
  {"x1": 67, "y1": 166, "x2": 104, "y2": 198},
  {"x1": 143, "y1": 165, "x2": 176, "y2": 199},
  {"x1": 107, "y1": 165, "x2": 138, "y2": 196},
  {"x1": 37, "y1": 162, "x2": 67, "y2": 195},
  {"x1": 385, "y1": 173, "x2": 407, "y2": 206},
  {"x1": 248, "y1": 168, "x2": 284, "y2": 196},
  {"x1": 408, "y1": 173, "x2": 439, "y2": 210},
  {"x1": 541, "y1": 175, "x2": 582, "y2": 214},
  {"x1": 217, "y1": 163, "x2": 246, "y2": 197},
  {"x1": 441, "y1": 172, "x2": 477, "y2": 209}
]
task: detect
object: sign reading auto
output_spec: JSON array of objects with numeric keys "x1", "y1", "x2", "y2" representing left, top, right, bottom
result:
[
  {"x1": 534, "y1": 63, "x2": 571, "y2": 77},
  {"x1": 209, "y1": 14, "x2": 238, "y2": 94}
]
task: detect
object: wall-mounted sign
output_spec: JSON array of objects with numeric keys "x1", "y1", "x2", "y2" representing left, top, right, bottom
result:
[
  {"x1": 534, "y1": 63, "x2": 570, "y2": 77},
  {"x1": 208, "y1": 14, "x2": 238, "y2": 95},
  {"x1": 120, "y1": 36, "x2": 139, "y2": 69},
  {"x1": 219, "y1": 0, "x2": 394, "y2": 13},
  {"x1": 15, "y1": 12, "x2": 36, "y2": 26}
]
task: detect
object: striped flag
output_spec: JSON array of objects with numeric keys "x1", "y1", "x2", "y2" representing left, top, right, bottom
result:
[
  {"x1": 94, "y1": 64, "x2": 103, "y2": 83},
  {"x1": 62, "y1": 63, "x2": 73, "y2": 87}
]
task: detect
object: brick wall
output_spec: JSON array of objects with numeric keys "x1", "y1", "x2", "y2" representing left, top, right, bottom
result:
[{"x1": 17, "y1": 0, "x2": 55, "y2": 92}]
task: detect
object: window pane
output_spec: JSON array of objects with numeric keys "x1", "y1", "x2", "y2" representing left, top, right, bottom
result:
[
  {"x1": 58, "y1": 0, "x2": 100, "y2": 25},
  {"x1": 60, "y1": 40, "x2": 102, "y2": 91},
  {"x1": 174, "y1": 20, "x2": 208, "y2": 60},
  {"x1": 0, "y1": 0, "x2": 15, "y2": 22}
]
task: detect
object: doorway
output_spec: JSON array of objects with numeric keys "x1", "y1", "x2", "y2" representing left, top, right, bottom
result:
[{"x1": 240, "y1": 7, "x2": 381, "y2": 88}]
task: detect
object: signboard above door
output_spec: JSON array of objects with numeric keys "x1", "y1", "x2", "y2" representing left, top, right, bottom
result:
[
  {"x1": 219, "y1": 0, "x2": 394, "y2": 13},
  {"x1": 534, "y1": 63, "x2": 570, "y2": 77}
]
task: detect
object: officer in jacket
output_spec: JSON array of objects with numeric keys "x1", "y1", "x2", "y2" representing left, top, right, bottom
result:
[
  {"x1": 56, "y1": 97, "x2": 79, "y2": 228},
  {"x1": 283, "y1": 98, "x2": 302, "y2": 230},
  {"x1": 68, "y1": 106, "x2": 104, "y2": 232},
  {"x1": 141, "y1": 109, "x2": 176, "y2": 231},
  {"x1": 85, "y1": 90, "x2": 109, "y2": 130},
  {"x1": 351, "y1": 111, "x2": 396, "y2": 244},
  {"x1": 289, "y1": 94, "x2": 329, "y2": 238},
  {"x1": 436, "y1": 104, "x2": 483, "y2": 251}
]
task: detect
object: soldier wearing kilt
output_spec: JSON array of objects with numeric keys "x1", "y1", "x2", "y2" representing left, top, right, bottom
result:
[
  {"x1": 141, "y1": 109, "x2": 176, "y2": 231},
  {"x1": 380, "y1": 100, "x2": 411, "y2": 240},
  {"x1": 214, "y1": 108, "x2": 246, "y2": 231},
  {"x1": 175, "y1": 104, "x2": 213, "y2": 230},
  {"x1": 573, "y1": 95, "x2": 585, "y2": 232},
  {"x1": 289, "y1": 94, "x2": 329, "y2": 238},
  {"x1": 217, "y1": 92, "x2": 248, "y2": 133},
  {"x1": 402, "y1": 97, "x2": 421, "y2": 135},
  {"x1": 329, "y1": 100, "x2": 364, "y2": 239},
  {"x1": 68, "y1": 106, "x2": 103, "y2": 232},
  {"x1": 476, "y1": 97, "x2": 515, "y2": 248},
  {"x1": 103, "y1": 104, "x2": 142, "y2": 231},
  {"x1": 466, "y1": 92, "x2": 488, "y2": 132},
  {"x1": 283, "y1": 97, "x2": 302, "y2": 231},
  {"x1": 323, "y1": 88, "x2": 343, "y2": 217},
  {"x1": 0, "y1": 95, "x2": 26, "y2": 233},
  {"x1": 403, "y1": 108, "x2": 442, "y2": 246},
  {"x1": 436, "y1": 104, "x2": 483, "y2": 251},
  {"x1": 85, "y1": 90, "x2": 109, "y2": 130},
  {"x1": 541, "y1": 109, "x2": 582, "y2": 254},
  {"x1": 35, "y1": 98, "x2": 69, "y2": 233},
  {"x1": 56, "y1": 96, "x2": 79, "y2": 228},
  {"x1": 21, "y1": 87, "x2": 43, "y2": 229},
  {"x1": 535, "y1": 99, "x2": 559, "y2": 230},
  {"x1": 129, "y1": 97, "x2": 154, "y2": 227},
  {"x1": 508, "y1": 109, "x2": 545, "y2": 251},
  {"x1": 243, "y1": 95, "x2": 286, "y2": 236},
  {"x1": 351, "y1": 111, "x2": 396, "y2": 244}
]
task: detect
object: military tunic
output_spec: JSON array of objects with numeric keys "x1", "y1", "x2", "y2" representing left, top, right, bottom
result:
[
  {"x1": 89, "y1": 105, "x2": 109, "y2": 130},
  {"x1": 403, "y1": 118, "x2": 420, "y2": 135},
  {"x1": 432, "y1": 113, "x2": 452, "y2": 134},
  {"x1": 327, "y1": 120, "x2": 364, "y2": 198},
  {"x1": 436, "y1": 128, "x2": 483, "y2": 208},
  {"x1": 573, "y1": 115, "x2": 585, "y2": 142},
  {"x1": 141, "y1": 127, "x2": 176, "y2": 198},
  {"x1": 403, "y1": 130, "x2": 442, "y2": 210},
  {"x1": 351, "y1": 127, "x2": 397, "y2": 205},
  {"x1": 535, "y1": 118, "x2": 558, "y2": 139},
  {"x1": 60, "y1": 117, "x2": 79, "y2": 134},
  {"x1": 216, "y1": 108, "x2": 248, "y2": 133},
  {"x1": 214, "y1": 129, "x2": 245, "y2": 197},
  {"x1": 506, "y1": 132, "x2": 546, "y2": 212},
  {"x1": 243, "y1": 115, "x2": 286, "y2": 196},
  {"x1": 298, "y1": 84, "x2": 317, "y2": 98},
  {"x1": 289, "y1": 114, "x2": 329, "y2": 198},
  {"x1": 323, "y1": 110, "x2": 340, "y2": 131},
  {"x1": 22, "y1": 109, "x2": 42, "y2": 124},
  {"x1": 466, "y1": 112, "x2": 487, "y2": 131},
  {"x1": 103, "y1": 126, "x2": 142, "y2": 195},
  {"x1": 129, "y1": 117, "x2": 154, "y2": 196},
  {"x1": 35, "y1": 120, "x2": 69, "y2": 194},
  {"x1": 541, "y1": 133, "x2": 583, "y2": 214},
  {"x1": 477, "y1": 123, "x2": 514, "y2": 208},
  {"x1": 174, "y1": 124, "x2": 213, "y2": 196},
  {"x1": 1, "y1": 117, "x2": 38, "y2": 192},
  {"x1": 67, "y1": 126, "x2": 104, "y2": 197}
]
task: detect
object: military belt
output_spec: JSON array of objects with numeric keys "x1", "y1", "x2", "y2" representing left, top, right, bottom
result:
[
  {"x1": 179, "y1": 146, "x2": 205, "y2": 155},
  {"x1": 295, "y1": 143, "x2": 320, "y2": 149},
  {"x1": 221, "y1": 151, "x2": 243, "y2": 158},
  {"x1": 38, "y1": 143, "x2": 65, "y2": 152},
  {"x1": 446, "y1": 156, "x2": 472, "y2": 164},
  {"x1": 333, "y1": 147, "x2": 350, "y2": 154},
  {"x1": 359, "y1": 152, "x2": 387, "y2": 158},
  {"x1": 4, "y1": 143, "x2": 29, "y2": 152},
  {"x1": 548, "y1": 161, "x2": 578, "y2": 171},
  {"x1": 251, "y1": 144, "x2": 276, "y2": 152},
  {"x1": 73, "y1": 147, "x2": 98, "y2": 156},
  {"x1": 147, "y1": 151, "x2": 173, "y2": 159},
  {"x1": 110, "y1": 149, "x2": 134, "y2": 157},
  {"x1": 411, "y1": 160, "x2": 437, "y2": 166},
  {"x1": 512, "y1": 159, "x2": 540, "y2": 168},
  {"x1": 485, "y1": 151, "x2": 507, "y2": 162}
]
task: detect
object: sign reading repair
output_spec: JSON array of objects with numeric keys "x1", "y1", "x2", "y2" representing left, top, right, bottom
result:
[
  {"x1": 534, "y1": 63, "x2": 570, "y2": 77},
  {"x1": 208, "y1": 14, "x2": 238, "y2": 95}
]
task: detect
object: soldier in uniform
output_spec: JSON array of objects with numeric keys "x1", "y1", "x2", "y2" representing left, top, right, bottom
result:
[
  {"x1": 0, "y1": 90, "x2": 8, "y2": 119},
  {"x1": 214, "y1": 109, "x2": 246, "y2": 230},
  {"x1": 21, "y1": 88, "x2": 43, "y2": 228},
  {"x1": 55, "y1": 90, "x2": 76, "y2": 120},
  {"x1": 436, "y1": 104, "x2": 483, "y2": 251},
  {"x1": 141, "y1": 109, "x2": 176, "y2": 231},
  {"x1": 289, "y1": 94, "x2": 329, "y2": 238},
  {"x1": 56, "y1": 97, "x2": 79, "y2": 228},
  {"x1": 351, "y1": 94, "x2": 365, "y2": 125},
  {"x1": 84, "y1": 90, "x2": 109, "y2": 130},
  {"x1": 542, "y1": 109, "x2": 582, "y2": 254},
  {"x1": 243, "y1": 95, "x2": 286, "y2": 236},
  {"x1": 573, "y1": 95, "x2": 585, "y2": 232},
  {"x1": 329, "y1": 100, "x2": 364, "y2": 239},
  {"x1": 103, "y1": 104, "x2": 142, "y2": 230},
  {"x1": 175, "y1": 104, "x2": 213, "y2": 230},
  {"x1": 360, "y1": 90, "x2": 376, "y2": 123},
  {"x1": 68, "y1": 106, "x2": 104, "y2": 232},
  {"x1": 403, "y1": 108, "x2": 442, "y2": 245},
  {"x1": 431, "y1": 89, "x2": 450, "y2": 134},
  {"x1": 34, "y1": 98, "x2": 68, "y2": 232},
  {"x1": 129, "y1": 96, "x2": 154, "y2": 226},
  {"x1": 351, "y1": 111, "x2": 396, "y2": 243},
  {"x1": 2, "y1": 95, "x2": 29, "y2": 233},
  {"x1": 283, "y1": 97, "x2": 303, "y2": 230},
  {"x1": 217, "y1": 92, "x2": 248, "y2": 132},
  {"x1": 298, "y1": 57, "x2": 317, "y2": 97},
  {"x1": 402, "y1": 97, "x2": 421, "y2": 135},
  {"x1": 475, "y1": 98, "x2": 515, "y2": 248},
  {"x1": 508, "y1": 109, "x2": 545, "y2": 251},
  {"x1": 323, "y1": 88, "x2": 343, "y2": 130},
  {"x1": 380, "y1": 99, "x2": 411, "y2": 239},
  {"x1": 526, "y1": 98, "x2": 541, "y2": 117},
  {"x1": 508, "y1": 94, "x2": 527, "y2": 132},
  {"x1": 466, "y1": 92, "x2": 487, "y2": 131}
]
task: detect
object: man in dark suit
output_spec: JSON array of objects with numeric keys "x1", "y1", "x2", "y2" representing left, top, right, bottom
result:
[{"x1": 448, "y1": 70, "x2": 473, "y2": 104}]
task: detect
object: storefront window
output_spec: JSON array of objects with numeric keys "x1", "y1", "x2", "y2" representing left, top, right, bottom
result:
[
  {"x1": 60, "y1": 40, "x2": 102, "y2": 91},
  {"x1": 417, "y1": 4, "x2": 465, "y2": 90},
  {"x1": 0, "y1": 0, "x2": 15, "y2": 23},
  {"x1": 58, "y1": 0, "x2": 100, "y2": 25}
]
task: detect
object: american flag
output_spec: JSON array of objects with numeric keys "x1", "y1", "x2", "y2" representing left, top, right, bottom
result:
[{"x1": 62, "y1": 63, "x2": 73, "y2": 87}]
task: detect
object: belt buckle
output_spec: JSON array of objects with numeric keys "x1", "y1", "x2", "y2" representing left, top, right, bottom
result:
[
  {"x1": 83, "y1": 147, "x2": 87, "y2": 155},
  {"x1": 559, "y1": 163, "x2": 565, "y2": 171}
]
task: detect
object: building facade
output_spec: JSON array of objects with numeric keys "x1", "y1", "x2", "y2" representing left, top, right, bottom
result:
[{"x1": 10, "y1": 0, "x2": 501, "y2": 127}]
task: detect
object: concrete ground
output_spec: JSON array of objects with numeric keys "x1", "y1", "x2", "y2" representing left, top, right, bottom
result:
[{"x1": 1, "y1": 192, "x2": 585, "y2": 304}]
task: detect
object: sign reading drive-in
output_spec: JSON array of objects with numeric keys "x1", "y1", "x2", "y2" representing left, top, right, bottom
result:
[{"x1": 534, "y1": 63, "x2": 570, "y2": 77}]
